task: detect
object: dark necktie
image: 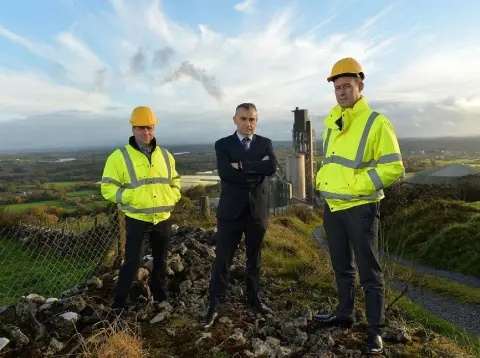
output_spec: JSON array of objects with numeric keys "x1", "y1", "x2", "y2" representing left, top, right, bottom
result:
[{"x1": 242, "y1": 137, "x2": 250, "y2": 150}]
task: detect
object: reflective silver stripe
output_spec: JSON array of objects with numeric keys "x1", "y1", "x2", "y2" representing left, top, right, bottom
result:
[
  {"x1": 138, "y1": 178, "x2": 170, "y2": 185},
  {"x1": 116, "y1": 187, "x2": 125, "y2": 204},
  {"x1": 120, "y1": 147, "x2": 138, "y2": 187},
  {"x1": 170, "y1": 185, "x2": 180, "y2": 190},
  {"x1": 102, "y1": 177, "x2": 122, "y2": 186},
  {"x1": 323, "y1": 153, "x2": 401, "y2": 169},
  {"x1": 120, "y1": 204, "x2": 174, "y2": 213},
  {"x1": 119, "y1": 146, "x2": 171, "y2": 188},
  {"x1": 355, "y1": 112, "x2": 379, "y2": 163},
  {"x1": 320, "y1": 190, "x2": 383, "y2": 201},
  {"x1": 322, "y1": 112, "x2": 402, "y2": 169},
  {"x1": 160, "y1": 148, "x2": 171, "y2": 181},
  {"x1": 319, "y1": 112, "x2": 394, "y2": 202},
  {"x1": 323, "y1": 128, "x2": 332, "y2": 155},
  {"x1": 378, "y1": 153, "x2": 402, "y2": 163},
  {"x1": 367, "y1": 169, "x2": 383, "y2": 190}
]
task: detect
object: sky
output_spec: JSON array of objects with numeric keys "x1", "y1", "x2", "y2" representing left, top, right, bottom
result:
[{"x1": 1, "y1": 0, "x2": 480, "y2": 150}]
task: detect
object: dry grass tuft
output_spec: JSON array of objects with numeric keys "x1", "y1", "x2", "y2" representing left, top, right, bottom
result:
[
  {"x1": 70, "y1": 314, "x2": 143, "y2": 358},
  {"x1": 96, "y1": 330, "x2": 143, "y2": 358}
]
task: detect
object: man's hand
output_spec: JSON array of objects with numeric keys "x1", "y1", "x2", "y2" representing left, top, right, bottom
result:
[
  {"x1": 262, "y1": 156, "x2": 269, "y2": 161},
  {"x1": 231, "y1": 163, "x2": 239, "y2": 169}
]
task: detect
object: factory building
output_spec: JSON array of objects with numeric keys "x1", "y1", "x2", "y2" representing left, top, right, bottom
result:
[
  {"x1": 268, "y1": 107, "x2": 318, "y2": 208},
  {"x1": 282, "y1": 107, "x2": 317, "y2": 203}
]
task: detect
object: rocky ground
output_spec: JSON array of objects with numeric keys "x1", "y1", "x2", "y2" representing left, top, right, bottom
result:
[{"x1": 0, "y1": 226, "x2": 475, "y2": 357}]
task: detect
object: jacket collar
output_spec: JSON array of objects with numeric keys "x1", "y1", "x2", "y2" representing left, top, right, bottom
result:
[
  {"x1": 324, "y1": 96, "x2": 370, "y2": 131},
  {"x1": 129, "y1": 136, "x2": 157, "y2": 151}
]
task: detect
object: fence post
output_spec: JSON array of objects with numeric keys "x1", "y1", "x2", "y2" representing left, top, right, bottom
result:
[
  {"x1": 114, "y1": 204, "x2": 126, "y2": 267},
  {"x1": 200, "y1": 195, "x2": 210, "y2": 218}
]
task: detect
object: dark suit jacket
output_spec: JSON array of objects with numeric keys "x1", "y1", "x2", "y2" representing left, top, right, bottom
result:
[{"x1": 215, "y1": 131, "x2": 278, "y2": 228}]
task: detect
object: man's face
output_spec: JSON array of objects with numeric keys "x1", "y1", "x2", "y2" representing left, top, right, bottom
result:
[
  {"x1": 333, "y1": 76, "x2": 363, "y2": 109},
  {"x1": 132, "y1": 126, "x2": 155, "y2": 146},
  {"x1": 233, "y1": 107, "x2": 258, "y2": 136}
]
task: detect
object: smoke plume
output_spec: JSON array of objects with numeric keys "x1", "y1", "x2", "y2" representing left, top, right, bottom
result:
[
  {"x1": 160, "y1": 61, "x2": 224, "y2": 101},
  {"x1": 153, "y1": 46, "x2": 175, "y2": 68},
  {"x1": 92, "y1": 67, "x2": 107, "y2": 91},
  {"x1": 129, "y1": 48, "x2": 146, "y2": 74}
]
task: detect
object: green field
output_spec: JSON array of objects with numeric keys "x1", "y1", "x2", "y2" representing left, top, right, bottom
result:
[
  {"x1": 435, "y1": 158, "x2": 480, "y2": 167},
  {"x1": 1, "y1": 185, "x2": 104, "y2": 214},
  {"x1": 1, "y1": 200, "x2": 77, "y2": 213},
  {"x1": 45, "y1": 181, "x2": 91, "y2": 188},
  {"x1": 0, "y1": 237, "x2": 106, "y2": 305},
  {"x1": 66, "y1": 189, "x2": 100, "y2": 197}
]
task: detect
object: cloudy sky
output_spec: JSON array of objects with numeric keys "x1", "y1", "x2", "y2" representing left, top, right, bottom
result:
[{"x1": 1, "y1": 0, "x2": 480, "y2": 150}]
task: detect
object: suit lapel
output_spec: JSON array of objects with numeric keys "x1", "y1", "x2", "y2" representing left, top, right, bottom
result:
[
  {"x1": 248, "y1": 134, "x2": 259, "y2": 152},
  {"x1": 230, "y1": 132, "x2": 245, "y2": 153}
]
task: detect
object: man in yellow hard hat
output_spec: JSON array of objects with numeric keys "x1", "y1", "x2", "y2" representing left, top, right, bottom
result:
[
  {"x1": 101, "y1": 106, "x2": 182, "y2": 311},
  {"x1": 314, "y1": 58, "x2": 404, "y2": 355}
]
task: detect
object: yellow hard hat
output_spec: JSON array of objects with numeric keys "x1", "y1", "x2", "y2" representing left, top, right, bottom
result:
[
  {"x1": 130, "y1": 106, "x2": 157, "y2": 126},
  {"x1": 327, "y1": 57, "x2": 365, "y2": 82}
]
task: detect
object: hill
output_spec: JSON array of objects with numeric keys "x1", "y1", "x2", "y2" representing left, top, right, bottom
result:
[
  {"x1": 383, "y1": 198, "x2": 480, "y2": 279},
  {"x1": 0, "y1": 207, "x2": 478, "y2": 357}
]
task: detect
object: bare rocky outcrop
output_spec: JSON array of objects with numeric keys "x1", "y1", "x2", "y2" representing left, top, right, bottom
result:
[{"x1": 0, "y1": 225, "x2": 469, "y2": 358}]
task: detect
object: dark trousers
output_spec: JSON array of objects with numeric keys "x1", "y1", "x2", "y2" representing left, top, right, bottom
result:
[
  {"x1": 112, "y1": 216, "x2": 171, "y2": 308},
  {"x1": 208, "y1": 205, "x2": 266, "y2": 307},
  {"x1": 323, "y1": 202, "x2": 385, "y2": 334}
]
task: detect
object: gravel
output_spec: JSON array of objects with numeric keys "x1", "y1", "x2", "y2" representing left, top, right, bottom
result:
[
  {"x1": 382, "y1": 253, "x2": 480, "y2": 289},
  {"x1": 390, "y1": 281, "x2": 480, "y2": 337}
]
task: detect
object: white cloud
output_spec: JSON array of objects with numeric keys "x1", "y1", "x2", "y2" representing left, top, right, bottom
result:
[
  {"x1": 0, "y1": 0, "x2": 479, "y2": 150},
  {"x1": 0, "y1": 68, "x2": 122, "y2": 121},
  {"x1": 234, "y1": 0, "x2": 255, "y2": 13}
]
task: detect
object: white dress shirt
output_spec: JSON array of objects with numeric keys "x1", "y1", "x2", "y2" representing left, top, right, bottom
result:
[{"x1": 236, "y1": 131, "x2": 253, "y2": 150}]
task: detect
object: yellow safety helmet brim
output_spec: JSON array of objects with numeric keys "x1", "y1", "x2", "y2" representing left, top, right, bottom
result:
[
  {"x1": 130, "y1": 106, "x2": 157, "y2": 126},
  {"x1": 327, "y1": 57, "x2": 365, "y2": 82}
]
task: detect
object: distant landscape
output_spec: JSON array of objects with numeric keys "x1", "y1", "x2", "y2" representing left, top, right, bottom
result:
[
  {"x1": 1, "y1": 135, "x2": 480, "y2": 357},
  {"x1": 1, "y1": 135, "x2": 480, "y2": 218}
]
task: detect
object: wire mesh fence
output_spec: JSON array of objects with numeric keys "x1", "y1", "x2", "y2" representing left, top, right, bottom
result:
[
  {"x1": 0, "y1": 205, "x2": 125, "y2": 305},
  {"x1": 0, "y1": 192, "x2": 312, "y2": 306}
]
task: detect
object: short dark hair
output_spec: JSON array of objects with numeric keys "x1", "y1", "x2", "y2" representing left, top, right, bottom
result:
[{"x1": 235, "y1": 102, "x2": 257, "y2": 115}]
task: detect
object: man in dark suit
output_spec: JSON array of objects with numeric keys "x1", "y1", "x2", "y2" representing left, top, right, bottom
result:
[{"x1": 201, "y1": 102, "x2": 278, "y2": 328}]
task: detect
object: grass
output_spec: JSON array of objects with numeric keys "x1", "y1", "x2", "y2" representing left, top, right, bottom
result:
[
  {"x1": 171, "y1": 204, "x2": 477, "y2": 356},
  {"x1": 1, "y1": 188, "x2": 104, "y2": 213},
  {"x1": 280, "y1": 207, "x2": 480, "y2": 354},
  {"x1": 45, "y1": 181, "x2": 89, "y2": 188},
  {"x1": 0, "y1": 237, "x2": 104, "y2": 305},
  {"x1": 259, "y1": 207, "x2": 479, "y2": 357},
  {"x1": 1, "y1": 200, "x2": 77, "y2": 213},
  {"x1": 394, "y1": 297, "x2": 480, "y2": 356},
  {"x1": 67, "y1": 189, "x2": 100, "y2": 197},
  {"x1": 388, "y1": 262, "x2": 480, "y2": 305},
  {"x1": 435, "y1": 158, "x2": 480, "y2": 167},
  {"x1": 383, "y1": 199, "x2": 480, "y2": 278},
  {"x1": 2, "y1": 202, "x2": 479, "y2": 356},
  {"x1": 72, "y1": 317, "x2": 143, "y2": 357}
]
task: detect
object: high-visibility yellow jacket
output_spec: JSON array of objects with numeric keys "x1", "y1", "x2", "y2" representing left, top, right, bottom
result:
[
  {"x1": 316, "y1": 96, "x2": 404, "y2": 212},
  {"x1": 101, "y1": 137, "x2": 181, "y2": 224}
]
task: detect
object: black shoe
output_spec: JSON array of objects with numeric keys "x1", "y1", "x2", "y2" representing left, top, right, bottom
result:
[
  {"x1": 200, "y1": 306, "x2": 218, "y2": 329},
  {"x1": 247, "y1": 301, "x2": 274, "y2": 315},
  {"x1": 365, "y1": 333, "x2": 384, "y2": 355},
  {"x1": 152, "y1": 287, "x2": 169, "y2": 303},
  {"x1": 313, "y1": 313, "x2": 354, "y2": 328}
]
